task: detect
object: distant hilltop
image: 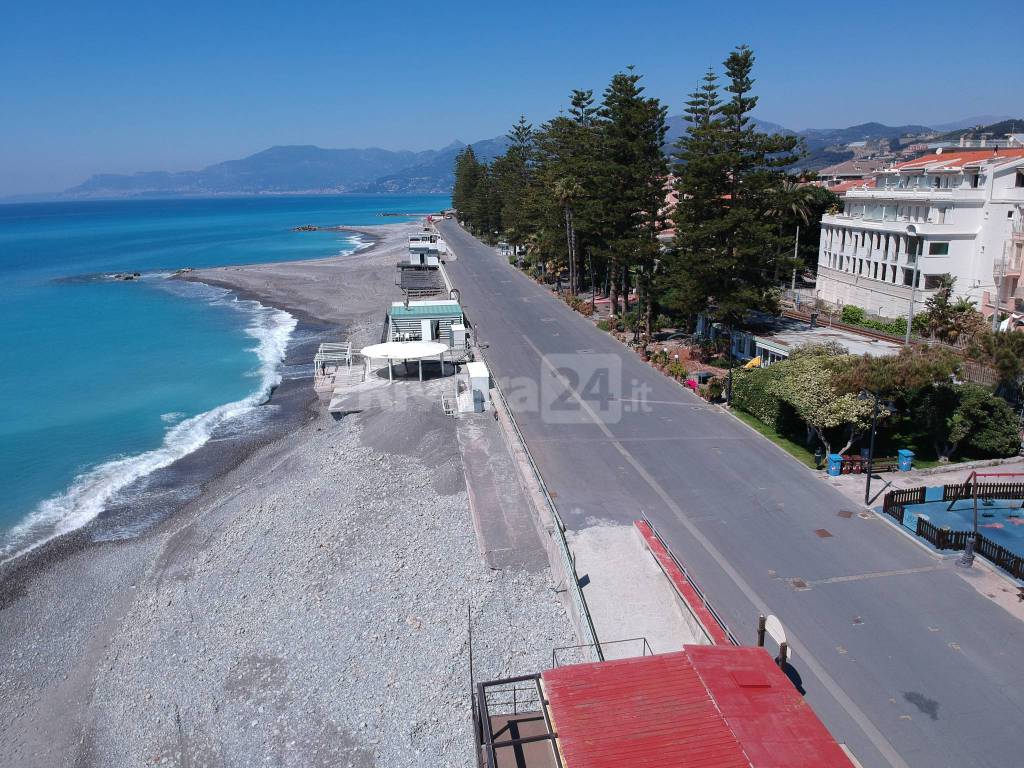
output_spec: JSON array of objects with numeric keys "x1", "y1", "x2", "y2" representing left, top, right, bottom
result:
[
  {"x1": 61, "y1": 139, "x2": 510, "y2": 200},
  {"x1": 34, "y1": 114, "x2": 1020, "y2": 201}
]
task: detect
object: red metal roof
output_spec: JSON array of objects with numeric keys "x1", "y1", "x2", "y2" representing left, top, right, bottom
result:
[
  {"x1": 894, "y1": 148, "x2": 1024, "y2": 171},
  {"x1": 687, "y1": 646, "x2": 854, "y2": 768},
  {"x1": 544, "y1": 651, "x2": 751, "y2": 768},
  {"x1": 543, "y1": 647, "x2": 854, "y2": 768}
]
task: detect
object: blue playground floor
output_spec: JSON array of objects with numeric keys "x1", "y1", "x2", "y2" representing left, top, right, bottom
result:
[{"x1": 897, "y1": 486, "x2": 1024, "y2": 558}]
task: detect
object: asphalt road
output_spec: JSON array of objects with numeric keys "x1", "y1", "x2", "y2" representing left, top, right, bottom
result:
[{"x1": 439, "y1": 220, "x2": 1024, "y2": 768}]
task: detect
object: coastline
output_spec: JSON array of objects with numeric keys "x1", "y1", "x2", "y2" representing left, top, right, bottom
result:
[
  {"x1": 1, "y1": 218, "x2": 573, "y2": 767},
  {"x1": 0, "y1": 223, "x2": 400, "y2": 580}
]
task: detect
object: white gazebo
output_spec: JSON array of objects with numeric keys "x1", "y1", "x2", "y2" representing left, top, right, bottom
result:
[{"x1": 360, "y1": 340, "x2": 450, "y2": 383}]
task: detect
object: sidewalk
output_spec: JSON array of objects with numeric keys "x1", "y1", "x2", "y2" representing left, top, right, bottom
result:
[{"x1": 821, "y1": 457, "x2": 1024, "y2": 507}]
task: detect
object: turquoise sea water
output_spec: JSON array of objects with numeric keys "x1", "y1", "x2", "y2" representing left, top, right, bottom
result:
[{"x1": 0, "y1": 195, "x2": 448, "y2": 559}]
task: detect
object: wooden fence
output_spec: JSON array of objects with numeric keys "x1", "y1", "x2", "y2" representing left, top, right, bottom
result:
[
  {"x1": 974, "y1": 536, "x2": 1024, "y2": 580},
  {"x1": 915, "y1": 518, "x2": 970, "y2": 550},
  {"x1": 882, "y1": 486, "x2": 926, "y2": 525},
  {"x1": 943, "y1": 482, "x2": 1024, "y2": 503},
  {"x1": 915, "y1": 518, "x2": 1024, "y2": 581}
]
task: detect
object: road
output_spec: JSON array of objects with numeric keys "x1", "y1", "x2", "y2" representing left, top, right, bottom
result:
[{"x1": 438, "y1": 220, "x2": 1024, "y2": 768}]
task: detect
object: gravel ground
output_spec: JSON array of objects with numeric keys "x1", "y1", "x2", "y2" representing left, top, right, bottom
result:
[{"x1": 78, "y1": 399, "x2": 573, "y2": 767}]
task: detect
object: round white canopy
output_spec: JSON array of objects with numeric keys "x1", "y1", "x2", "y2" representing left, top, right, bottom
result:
[{"x1": 360, "y1": 340, "x2": 449, "y2": 361}]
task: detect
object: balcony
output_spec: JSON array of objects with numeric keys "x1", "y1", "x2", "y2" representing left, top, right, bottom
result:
[{"x1": 1012, "y1": 223, "x2": 1024, "y2": 243}]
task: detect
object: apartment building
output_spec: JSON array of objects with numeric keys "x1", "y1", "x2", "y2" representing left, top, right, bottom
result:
[{"x1": 816, "y1": 148, "x2": 1024, "y2": 319}]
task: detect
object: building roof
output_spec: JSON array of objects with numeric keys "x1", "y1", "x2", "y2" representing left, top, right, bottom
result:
[
  {"x1": 737, "y1": 315, "x2": 902, "y2": 359},
  {"x1": 818, "y1": 158, "x2": 888, "y2": 179},
  {"x1": 389, "y1": 300, "x2": 463, "y2": 319},
  {"x1": 893, "y1": 148, "x2": 1024, "y2": 172},
  {"x1": 829, "y1": 178, "x2": 877, "y2": 196},
  {"x1": 542, "y1": 647, "x2": 853, "y2": 768}
]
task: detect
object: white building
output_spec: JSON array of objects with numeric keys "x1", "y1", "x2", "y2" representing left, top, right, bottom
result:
[{"x1": 816, "y1": 148, "x2": 1024, "y2": 320}]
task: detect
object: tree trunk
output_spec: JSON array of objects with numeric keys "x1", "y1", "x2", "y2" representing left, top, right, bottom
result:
[
  {"x1": 608, "y1": 260, "x2": 620, "y2": 318},
  {"x1": 621, "y1": 267, "x2": 631, "y2": 313},
  {"x1": 644, "y1": 281, "x2": 654, "y2": 339},
  {"x1": 563, "y1": 205, "x2": 574, "y2": 295}
]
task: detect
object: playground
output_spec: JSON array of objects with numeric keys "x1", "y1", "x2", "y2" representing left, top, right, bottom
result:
[{"x1": 882, "y1": 472, "x2": 1024, "y2": 581}]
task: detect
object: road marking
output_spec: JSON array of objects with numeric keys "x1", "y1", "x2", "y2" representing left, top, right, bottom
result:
[
  {"x1": 807, "y1": 565, "x2": 945, "y2": 586},
  {"x1": 522, "y1": 334, "x2": 911, "y2": 768}
]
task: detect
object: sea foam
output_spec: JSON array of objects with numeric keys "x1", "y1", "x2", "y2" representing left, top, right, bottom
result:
[{"x1": 0, "y1": 296, "x2": 297, "y2": 563}]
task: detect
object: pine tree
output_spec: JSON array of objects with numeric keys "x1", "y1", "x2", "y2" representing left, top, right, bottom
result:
[
  {"x1": 595, "y1": 67, "x2": 668, "y2": 321},
  {"x1": 452, "y1": 146, "x2": 483, "y2": 221},
  {"x1": 667, "y1": 46, "x2": 803, "y2": 328},
  {"x1": 492, "y1": 116, "x2": 535, "y2": 248}
]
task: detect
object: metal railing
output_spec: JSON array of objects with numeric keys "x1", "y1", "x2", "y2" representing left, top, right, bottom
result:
[{"x1": 551, "y1": 637, "x2": 652, "y2": 668}]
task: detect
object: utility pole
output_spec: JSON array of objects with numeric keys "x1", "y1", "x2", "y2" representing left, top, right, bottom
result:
[{"x1": 863, "y1": 391, "x2": 880, "y2": 506}]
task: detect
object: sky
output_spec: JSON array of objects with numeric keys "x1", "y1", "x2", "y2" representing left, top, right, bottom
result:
[{"x1": 1, "y1": 0, "x2": 1021, "y2": 196}]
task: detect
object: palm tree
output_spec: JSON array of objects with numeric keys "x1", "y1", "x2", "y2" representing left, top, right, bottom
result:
[
  {"x1": 553, "y1": 177, "x2": 584, "y2": 295},
  {"x1": 767, "y1": 180, "x2": 817, "y2": 281}
]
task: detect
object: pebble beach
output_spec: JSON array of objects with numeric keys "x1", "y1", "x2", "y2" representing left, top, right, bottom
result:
[{"x1": 0, "y1": 221, "x2": 574, "y2": 767}]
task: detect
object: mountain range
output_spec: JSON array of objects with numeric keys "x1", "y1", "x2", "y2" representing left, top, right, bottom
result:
[{"x1": 43, "y1": 115, "x2": 1020, "y2": 200}]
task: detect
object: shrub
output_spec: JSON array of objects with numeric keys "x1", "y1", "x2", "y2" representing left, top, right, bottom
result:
[
  {"x1": 665, "y1": 361, "x2": 688, "y2": 380},
  {"x1": 841, "y1": 305, "x2": 866, "y2": 325},
  {"x1": 654, "y1": 314, "x2": 673, "y2": 332},
  {"x1": 732, "y1": 366, "x2": 789, "y2": 429},
  {"x1": 596, "y1": 319, "x2": 612, "y2": 332}
]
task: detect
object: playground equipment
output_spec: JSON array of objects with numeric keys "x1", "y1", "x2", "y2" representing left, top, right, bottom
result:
[{"x1": 945, "y1": 471, "x2": 1024, "y2": 568}]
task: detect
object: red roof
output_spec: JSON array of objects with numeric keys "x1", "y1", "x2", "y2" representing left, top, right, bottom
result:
[
  {"x1": 543, "y1": 647, "x2": 854, "y2": 768},
  {"x1": 828, "y1": 178, "x2": 876, "y2": 195},
  {"x1": 688, "y1": 646, "x2": 854, "y2": 768},
  {"x1": 894, "y1": 148, "x2": 1024, "y2": 171}
]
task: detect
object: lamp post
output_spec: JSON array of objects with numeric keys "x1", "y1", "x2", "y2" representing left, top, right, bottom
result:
[{"x1": 861, "y1": 390, "x2": 881, "y2": 505}]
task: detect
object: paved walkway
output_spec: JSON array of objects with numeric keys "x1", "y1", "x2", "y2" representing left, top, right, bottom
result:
[{"x1": 440, "y1": 220, "x2": 1024, "y2": 768}]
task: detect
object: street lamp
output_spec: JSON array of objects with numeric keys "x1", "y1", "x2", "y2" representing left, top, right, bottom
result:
[{"x1": 859, "y1": 391, "x2": 896, "y2": 505}]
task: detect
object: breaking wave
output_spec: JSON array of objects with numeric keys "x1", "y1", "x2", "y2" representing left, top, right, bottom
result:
[{"x1": 1, "y1": 297, "x2": 297, "y2": 563}]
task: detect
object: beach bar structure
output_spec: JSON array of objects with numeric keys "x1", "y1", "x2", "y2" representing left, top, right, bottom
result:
[
  {"x1": 386, "y1": 299, "x2": 466, "y2": 348},
  {"x1": 407, "y1": 231, "x2": 446, "y2": 266}
]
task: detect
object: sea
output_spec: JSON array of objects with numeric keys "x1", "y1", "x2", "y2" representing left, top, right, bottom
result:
[{"x1": 0, "y1": 194, "x2": 449, "y2": 560}]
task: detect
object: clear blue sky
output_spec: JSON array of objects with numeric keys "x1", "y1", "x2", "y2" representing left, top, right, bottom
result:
[{"x1": 2, "y1": 0, "x2": 1020, "y2": 195}]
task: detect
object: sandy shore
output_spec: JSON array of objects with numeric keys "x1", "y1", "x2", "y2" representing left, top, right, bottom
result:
[{"x1": 0, "y1": 221, "x2": 573, "y2": 767}]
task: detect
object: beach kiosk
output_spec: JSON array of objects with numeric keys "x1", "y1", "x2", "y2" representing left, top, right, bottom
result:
[{"x1": 386, "y1": 299, "x2": 464, "y2": 347}]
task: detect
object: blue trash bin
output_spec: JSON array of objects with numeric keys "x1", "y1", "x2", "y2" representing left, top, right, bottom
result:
[
  {"x1": 827, "y1": 454, "x2": 843, "y2": 477},
  {"x1": 898, "y1": 449, "x2": 914, "y2": 472}
]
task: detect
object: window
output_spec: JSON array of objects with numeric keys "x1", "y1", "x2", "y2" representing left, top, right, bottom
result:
[
  {"x1": 928, "y1": 242, "x2": 950, "y2": 256},
  {"x1": 971, "y1": 174, "x2": 981, "y2": 188},
  {"x1": 924, "y1": 275, "x2": 945, "y2": 290},
  {"x1": 1016, "y1": 172, "x2": 1024, "y2": 188},
  {"x1": 933, "y1": 176, "x2": 941, "y2": 188},
  {"x1": 903, "y1": 268, "x2": 916, "y2": 286},
  {"x1": 938, "y1": 208, "x2": 947, "y2": 224}
]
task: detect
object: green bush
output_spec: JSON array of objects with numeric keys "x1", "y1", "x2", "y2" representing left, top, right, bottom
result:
[
  {"x1": 666, "y1": 360, "x2": 688, "y2": 380},
  {"x1": 732, "y1": 366, "x2": 788, "y2": 429},
  {"x1": 596, "y1": 319, "x2": 612, "y2": 332},
  {"x1": 841, "y1": 305, "x2": 865, "y2": 325}
]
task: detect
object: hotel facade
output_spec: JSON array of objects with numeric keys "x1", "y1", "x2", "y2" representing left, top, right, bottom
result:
[{"x1": 815, "y1": 148, "x2": 1024, "y2": 320}]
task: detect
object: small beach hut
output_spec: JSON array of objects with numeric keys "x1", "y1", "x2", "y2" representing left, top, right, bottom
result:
[{"x1": 386, "y1": 299, "x2": 464, "y2": 347}]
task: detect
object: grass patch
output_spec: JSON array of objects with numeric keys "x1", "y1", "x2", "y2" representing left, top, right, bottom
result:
[{"x1": 730, "y1": 409, "x2": 819, "y2": 469}]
